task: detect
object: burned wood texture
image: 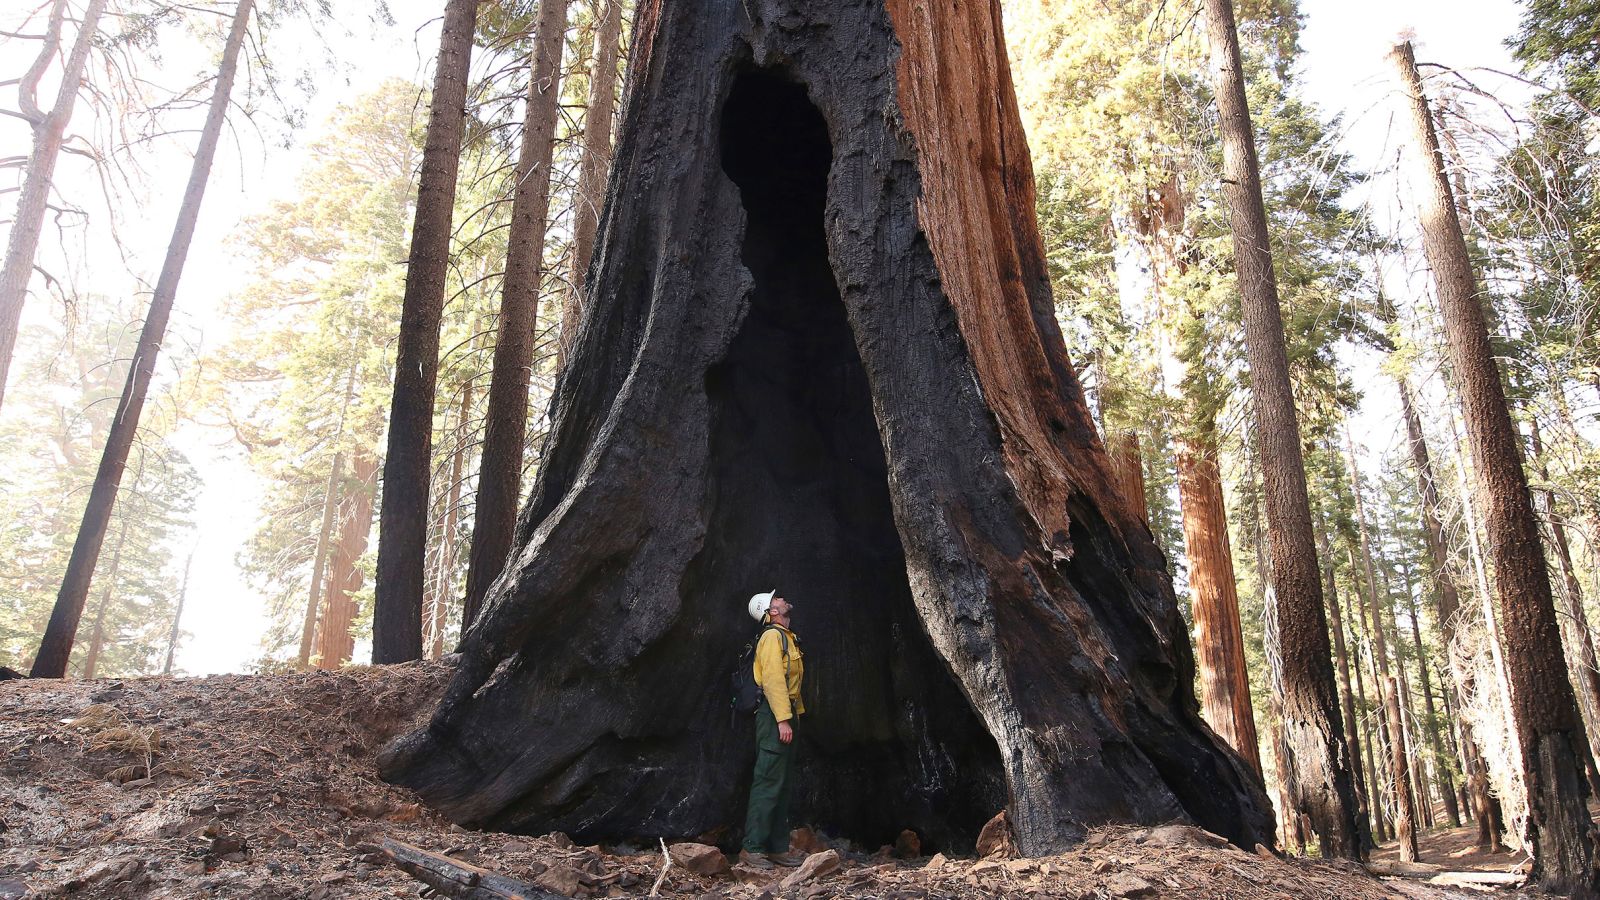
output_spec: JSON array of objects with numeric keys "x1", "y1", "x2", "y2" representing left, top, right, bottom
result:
[
  {"x1": 380, "y1": 839, "x2": 564, "y2": 900},
  {"x1": 380, "y1": 0, "x2": 1273, "y2": 855}
]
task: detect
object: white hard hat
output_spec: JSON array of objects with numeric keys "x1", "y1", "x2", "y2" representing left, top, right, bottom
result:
[{"x1": 748, "y1": 590, "x2": 776, "y2": 622}]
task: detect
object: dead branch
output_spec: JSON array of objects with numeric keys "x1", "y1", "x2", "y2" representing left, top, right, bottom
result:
[{"x1": 379, "y1": 837, "x2": 565, "y2": 900}]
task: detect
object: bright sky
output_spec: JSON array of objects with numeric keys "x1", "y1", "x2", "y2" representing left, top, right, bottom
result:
[{"x1": 3, "y1": 0, "x2": 1536, "y2": 674}]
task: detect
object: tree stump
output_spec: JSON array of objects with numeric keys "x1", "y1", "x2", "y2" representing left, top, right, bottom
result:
[{"x1": 378, "y1": 0, "x2": 1274, "y2": 855}]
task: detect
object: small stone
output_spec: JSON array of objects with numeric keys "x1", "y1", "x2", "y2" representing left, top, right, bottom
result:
[
  {"x1": 1090, "y1": 859, "x2": 1114, "y2": 874},
  {"x1": 924, "y1": 852, "x2": 948, "y2": 871},
  {"x1": 0, "y1": 879, "x2": 25, "y2": 900},
  {"x1": 1253, "y1": 843, "x2": 1274, "y2": 859},
  {"x1": 668, "y1": 842, "x2": 730, "y2": 877},
  {"x1": 1105, "y1": 872, "x2": 1157, "y2": 898},
  {"x1": 789, "y1": 826, "x2": 830, "y2": 854},
  {"x1": 534, "y1": 864, "x2": 586, "y2": 897},
  {"x1": 975, "y1": 810, "x2": 1013, "y2": 858},
  {"x1": 779, "y1": 850, "x2": 841, "y2": 890},
  {"x1": 503, "y1": 841, "x2": 532, "y2": 854},
  {"x1": 893, "y1": 829, "x2": 921, "y2": 859},
  {"x1": 546, "y1": 831, "x2": 575, "y2": 849}
]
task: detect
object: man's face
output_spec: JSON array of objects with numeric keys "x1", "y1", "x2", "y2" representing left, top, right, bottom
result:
[{"x1": 770, "y1": 596, "x2": 791, "y2": 618}]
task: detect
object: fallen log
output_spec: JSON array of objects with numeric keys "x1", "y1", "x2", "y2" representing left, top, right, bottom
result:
[{"x1": 380, "y1": 837, "x2": 566, "y2": 900}]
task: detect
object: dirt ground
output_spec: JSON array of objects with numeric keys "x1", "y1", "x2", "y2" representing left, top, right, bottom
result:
[{"x1": 0, "y1": 664, "x2": 1548, "y2": 898}]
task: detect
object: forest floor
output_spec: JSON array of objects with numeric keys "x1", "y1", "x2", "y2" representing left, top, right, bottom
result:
[{"x1": 0, "y1": 662, "x2": 1549, "y2": 899}]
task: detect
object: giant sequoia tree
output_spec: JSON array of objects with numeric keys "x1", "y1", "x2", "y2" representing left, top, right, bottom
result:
[{"x1": 380, "y1": 0, "x2": 1273, "y2": 854}]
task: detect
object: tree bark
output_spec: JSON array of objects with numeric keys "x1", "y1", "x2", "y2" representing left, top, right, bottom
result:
[
  {"x1": 1202, "y1": 0, "x2": 1361, "y2": 858},
  {"x1": 427, "y1": 382, "x2": 471, "y2": 659},
  {"x1": 1397, "y1": 376, "x2": 1498, "y2": 845},
  {"x1": 461, "y1": 0, "x2": 574, "y2": 630},
  {"x1": 1529, "y1": 419, "x2": 1600, "y2": 796},
  {"x1": 0, "y1": 0, "x2": 108, "y2": 414},
  {"x1": 30, "y1": 0, "x2": 253, "y2": 679},
  {"x1": 1176, "y1": 428, "x2": 1262, "y2": 777},
  {"x1": 316, "y1": 453, "x2": 378, "y2": 670},
  {"x1": 1384, "y1": 675, "x2": 1420, "y2": 860},
  {"x1": 1392, "y1": 41, "x2": 1599, "y2": 894},
  {"x1": 373, "y1": 0, "x2": 483, "y2": 665},
  {"x1": 1107, "y1": 430, "x2": 1149, "y2": 524},
  {"x1": 379, "y1": 0, "x2": 1274, "y2": 855},
  {"x1": 558, "y1": 0, "x2": 625, "y2": 368}
]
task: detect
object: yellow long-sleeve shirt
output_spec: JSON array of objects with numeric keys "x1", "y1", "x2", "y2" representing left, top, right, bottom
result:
[{"x1": 753, "y1": 623, "x2": 804, "y2": 722}]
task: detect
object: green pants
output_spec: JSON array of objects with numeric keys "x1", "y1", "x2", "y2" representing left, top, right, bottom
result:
[{"x1": 742, "y1": 707, "x2": 794, "y2": 853}]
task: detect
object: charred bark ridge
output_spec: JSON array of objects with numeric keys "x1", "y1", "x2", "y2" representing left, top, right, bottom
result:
[{"x1": 380, "y1": 0, "x2": 1273, "y2": 855}]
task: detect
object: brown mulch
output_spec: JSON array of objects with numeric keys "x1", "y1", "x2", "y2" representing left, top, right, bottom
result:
[{"x1": 0, "y1": 664, "x2": 1545, "y2": 898}]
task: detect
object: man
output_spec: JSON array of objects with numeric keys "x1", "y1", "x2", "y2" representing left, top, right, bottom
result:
[{"x1": 740, "y1": 589, "x2": 806, "y2": 869}]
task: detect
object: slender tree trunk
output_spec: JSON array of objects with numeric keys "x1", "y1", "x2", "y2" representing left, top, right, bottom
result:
[
  {"x1": 316, "y1": 453, "x2": 379, "y2": 670},
  {"x1": 1318, "y1": 517, "x2": 1375, "y2": 845},
  {"x1": 300, "y1": 367, "x2": 357, "y2": 667},
  {"x1": 558, "y1": 0, "x2": 624, "y2": 367},
  {"x1": 301, "y1": 450, "x2": 346, "y2": 667},
  {"x1": 0, "y1": 0, "x2": 109, "y2": 413},
  {"x1": 1348, "y1": 437, "x2": 1419, "y2": 859},
  {"x1": 162, "y1": 547, "x2": 195, "y2": 676},
  {"x1": 1348, "y1": 543, "x2": 1390, "y2": 843},
  {"x1": 1403, "y1": 557, "x2": 1462, "y2": 827},
  {"x1": 1392, "y1": 41, "x2": 1599, "y2": 893},
  {"x1": 80, "y1": 512, "x2": 130, "y2": 680},
  {"x1": 1202, "y1": 0, "x2": 1360, "y2": 858},
  {"x1": 30, "y1": 0, "x2": 253, "y2": 679},
  {"x1": 429, "y1": 382, "x2": 472, "y2": 659},
  {"x1": 1177, "y1": 426, "x2": 1262, "y2": 776},
  {"x1": 1397, "y1": 376, "x2": 1497, "y2": 843},
  {"x1": 373, "y1": 0, "x2": 483, "y2": 664},
  {"x1": 462, "y1": 0, "x2": 574, "y2": 630}
]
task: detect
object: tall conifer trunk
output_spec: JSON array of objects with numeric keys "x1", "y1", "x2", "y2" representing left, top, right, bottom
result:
[
  {"x1": 1177, "y1": 428, "x2": 1261, "y2": 776},
  {"x1": 163, "y1": 549, "x2": 195, "y2": 675},
  {"x1": 462, "y1": 0, "x2": 574, "y2": 629},
  {"x1": 0, "y1": 0, "x2": 108, "y2": 413},
  {"x1": 30, "y1": 0, "x2": 254, "y2": 678},
  {"x1": 1397, "y1": 377, "x2": 1501, "y2": 849},
  {"x1": 1392, "y1": 41, "x2": 1599, "y2": 893},
  {"x1": 80, "y1": 513, "x2": 130, "y2": 680},
  {"x1": 1317, "y1": 518, "x2": 1374, "y2": 844},
  {"x1": 373, "y1": 0, "x2": 483, "y2": 664},
  {"x1": 1201, "y1": 0, "x2": 1360, "y2": 857}
]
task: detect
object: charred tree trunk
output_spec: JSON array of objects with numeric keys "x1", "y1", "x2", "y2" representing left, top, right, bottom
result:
[
  {"x1": 1202, "y1": 0, "x2": 1361, "y2": 858},
  {"x1": 1392, "y1": 41, "x2": 1599, "y2": 894},
  {"x1": 558, "y1": 0, "x2": 625, "y2": 367},
  {"x1": 1397, "y1": 376, "x2": 1495, "y2": 843},
  {"x1": 316, "y1": 454, "x2": 378, "y2": 670},
  {"x1": 0, "y1": 0, "x2": 108, "y2": 413},
  {"x1": 373, "y1": 0, "x2": 483, "y2": 664},
  {"x1": 461, "y1": 0, "x2": 574, "y2": 629},
  {"x1": 1176, "y1": 427, "x2": 1262, "y2": 777},
  {"x1": 380, "y1": 0, "x2": 1274, "y2": 855},
  {"x1": 30, "y1": 0, "x2": 253, "y2": 679}
]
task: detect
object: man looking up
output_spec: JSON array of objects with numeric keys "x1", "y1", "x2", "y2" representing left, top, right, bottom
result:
[{"x1": 740, "y1": 589, "x2": 806, "y2": 869}]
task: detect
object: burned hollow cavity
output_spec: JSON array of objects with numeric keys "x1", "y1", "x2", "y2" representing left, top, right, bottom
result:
[{"x1": 691, "y1": 66, "x2": 1005, "y2": 851}]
